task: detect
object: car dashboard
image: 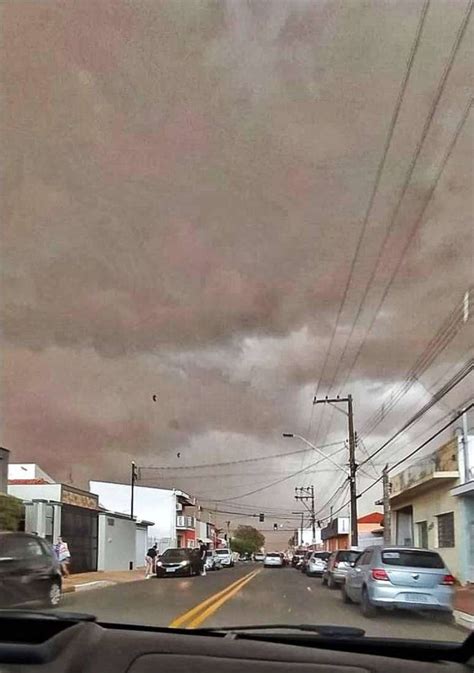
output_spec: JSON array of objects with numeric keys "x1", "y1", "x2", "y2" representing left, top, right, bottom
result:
[{"x1": 0, "y1": 613, "x2": 472, "y2": 673}]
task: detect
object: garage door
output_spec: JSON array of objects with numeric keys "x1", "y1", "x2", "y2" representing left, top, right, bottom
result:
[{"x1": 61, "y1": 505, "x2": 98, "y2": 573}]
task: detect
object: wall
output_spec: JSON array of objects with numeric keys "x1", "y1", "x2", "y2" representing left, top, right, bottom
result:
[
  {"x1": 90, "y1": 481, "x2": 175, "y2": 549},
  {"x1": 390, "y1": 439, "x2": 458, "y2": 497},
  {"x1": 392, "y1": 484, "x2": 461, "y2": 578},
  {"x1": 8, "y1": 483, "x2": 62, "y2": 502},
  {"x1": 136, "y1": 527, "x2": 148, "y2": 568},
  {"x1": 97, "y1": 514, "x2": 136, "y2": 571},
  {"x1": 8, "y1": 463, "x2": 55, "y2": 483}
]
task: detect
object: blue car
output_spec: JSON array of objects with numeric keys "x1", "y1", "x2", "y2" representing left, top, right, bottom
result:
[{"x1": 343, "y1": 546, "x2": 455, "y2": 618}]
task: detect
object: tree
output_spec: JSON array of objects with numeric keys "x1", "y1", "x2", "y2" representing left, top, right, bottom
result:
[
  {"x1": 0, "y1": 493, "x2": 23, "y2": 531},
  {"x1": 230, "y1": 525, "x2": 265, "y2": 555}
]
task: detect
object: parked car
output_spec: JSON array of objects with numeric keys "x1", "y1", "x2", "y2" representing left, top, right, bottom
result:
[
  {"x1": 264, "y1": 552, "x2": 284, "y2": 567},
  {"x1": 238, "y1": 553, "x2": 251, "y2": 562},
  {"x1": 253, "y1": 552, "x2": 265, "y2": 562},
  {"x1": 291, "y1": 551, "x2": 305, "y2": 568},
  {"x1": 322, "y1": 549, "x2": 361, "y2": 588},
  {"x1": 300, "y1": 550, "x2": 314, "y2": 573},
  {"x1": 0, "y1": 532, "x2": 62, "y2": 608},
  {"x1": 155, "y1": 548, "x2": 202, "y2": 577},
  {"x1": 306, "y1": 551, "x2": 330, "y2": 577},
  {"x1": 214, "y1": 548, "x2": 234, "y2": 567},
  {"x1": 343, "y1": 546, "x2": 455, "y2": 618},
  {"x1": 204, "y1": 550, "x2": 222, "y2": 571}
]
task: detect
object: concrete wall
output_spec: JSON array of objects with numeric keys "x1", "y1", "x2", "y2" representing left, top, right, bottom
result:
[
  {"x1": 136, "y1": 527, "x2": 148, "y2": 568},
  {"x1": 97, "y1": 514, "x2": 136, "y2": 571},
  {"x1": 91, "y1": 481, "x2": 175, "y2": 549},
  {"x1": 391, "y1": 439, "x2": 458, "y2": 497},
  {"x1": 392, "y1": 484, "x2": 461, "y2": 578},
  {"x1": 8, "y1": 483, "x2": 62, "y2": 502}
]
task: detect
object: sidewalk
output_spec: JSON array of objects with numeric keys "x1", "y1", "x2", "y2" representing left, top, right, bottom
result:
[
  {"x1": 454, "y1": 585, "x2": 474, "y2": 631},
  {"x1": 62, "y1": 568, "x2": 146, "y2": 594}
]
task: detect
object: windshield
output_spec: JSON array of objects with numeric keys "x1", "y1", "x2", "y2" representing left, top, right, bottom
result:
[{"x1": 2, "y1": 0, "x2": 471, "y2": 646}]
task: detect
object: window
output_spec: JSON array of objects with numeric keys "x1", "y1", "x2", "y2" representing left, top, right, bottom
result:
[
  {"x1": 437, "y1": 512, "x2": 455, "y2": 548},
  {"x1": 107, "y1": 518, "x2": 115, "y2": 526},
  {"x1": 381, "y1": 550, "x2": 444, "y2": 568},
  {"x1": 2, "y1": 536, "x2": 45, "y2": 559},
  {"x1": 358, "y1": 550, "x2": 373, "y2": 565},
  {"x1": 416, "y1": 521, "x2": 428, "y2": 548}
]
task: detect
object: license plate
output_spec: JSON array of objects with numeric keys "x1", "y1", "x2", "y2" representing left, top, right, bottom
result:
[
  {"x1": 165, "y1": 567, "x2": 176, "y2": 573},
  {"x1": 404, "y1": 593, "x2": 428, "y2": 602}
]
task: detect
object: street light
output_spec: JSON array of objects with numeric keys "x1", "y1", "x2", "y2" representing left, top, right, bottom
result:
[{"x1": 282, "y1": 433, "x2": 349, "y2": 475}]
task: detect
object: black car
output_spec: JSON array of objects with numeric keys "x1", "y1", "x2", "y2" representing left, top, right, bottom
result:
[
  {"x1": 155, "y1": 548, "x2": 202, "y2": 577},
  {"x1": 0, "y1": 532, "x2": 62, "y2": 608}
]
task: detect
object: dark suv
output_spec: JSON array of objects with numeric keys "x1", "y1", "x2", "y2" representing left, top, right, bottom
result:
[{"x1": 0, "y1": 532, "x2": 62, "y2": 608}]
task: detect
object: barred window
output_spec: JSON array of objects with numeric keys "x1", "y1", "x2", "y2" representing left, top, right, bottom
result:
[{"x1": 437, "y1": 512, "x2": 454, "y2": 548}]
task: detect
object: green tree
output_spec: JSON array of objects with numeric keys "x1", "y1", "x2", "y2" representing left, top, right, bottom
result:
[
  {"x1": 0, "y1": 493, "x2": 24, "y2": 531},
  {"x1": 230, "y1": 525, "x2": 265, "y2": 555}
]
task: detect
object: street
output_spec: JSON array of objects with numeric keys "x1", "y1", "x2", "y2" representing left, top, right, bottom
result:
[{"x1": 55, "y1": 564, "x2": 465, "y2": 641}]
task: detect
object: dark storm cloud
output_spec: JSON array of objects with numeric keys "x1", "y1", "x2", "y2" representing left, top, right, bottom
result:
[{"x1": 1, "y1": 0, "x2": 472, "y2": 513}]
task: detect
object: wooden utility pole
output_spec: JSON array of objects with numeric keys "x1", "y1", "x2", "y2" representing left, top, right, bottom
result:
[
  {"x1": 130, "y1": 461, "x2": 138, "y2": 519},
  {"x1": 295, "y1": 486, "x2": 316, "y2": 543},
  {"x1": 382, "y1": 465, "x2": 391, "y2": 545}
]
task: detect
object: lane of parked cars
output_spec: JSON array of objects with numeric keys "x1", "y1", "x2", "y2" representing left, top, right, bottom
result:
[{"x1": 288, "y1": 545, "x2": 456, "y2": 620}]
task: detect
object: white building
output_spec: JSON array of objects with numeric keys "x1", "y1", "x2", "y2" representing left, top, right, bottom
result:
[
  {"x1": 8, "y1": 463, "x2": 55, "y2": 483},
  {"x1": 90, "y1": 481, "x2": 197, "y2": 552}
]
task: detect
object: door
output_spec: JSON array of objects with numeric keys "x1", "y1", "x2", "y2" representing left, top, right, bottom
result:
[
  {"x1": 351, "y1": 549, "x2": 372, "y2": 599},
  {"x1": 61, "y1": 505, "x2": 98, "y2": 573}
]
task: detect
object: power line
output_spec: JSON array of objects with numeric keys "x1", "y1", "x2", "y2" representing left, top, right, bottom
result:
[
  {"x1": 320, "y1": 403, "x2": 473, "y2": 522},
  {"x1": 359, "y1": 358, "x2": 473, "y2": 467},
  {"x1": 211, "y1": 444, "x2": 348, "y2": 502},
  {"x1": 308, "y1": 0, "x2": 431, "y2": 447}
]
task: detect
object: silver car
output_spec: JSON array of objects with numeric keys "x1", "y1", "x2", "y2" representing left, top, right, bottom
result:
[
  {"x1": 343, "y1": 546, "x2": 455, "y2": 618},
  {"x1": 322, "y1": 549, "x2": 361, "y2": 588},
  {"x1": 306, "y1": 552, "x2": 330, "y2": 577},
  {"x1": 264, "y1": 552, "x2": 284, "y2": 567}
]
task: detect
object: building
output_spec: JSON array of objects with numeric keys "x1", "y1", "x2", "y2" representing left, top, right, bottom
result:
[
  {"x1": 321, "y1": 513, "x2": 383, "y2": 551},
  {"x1": 7, "y1": 463, "x2": 152, "y2": 573},
  {"x1": 389, "y1": 438, "x2": 463, "y2": 579},
  {"x1": 450, "y1": 418, "x2": 474, "y2": 584},
  {"x1": 90, "y1": 481, "x2": 199, "y2": 552}
]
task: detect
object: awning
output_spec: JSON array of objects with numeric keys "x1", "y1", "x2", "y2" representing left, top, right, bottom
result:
[{"x1": 201, "y1": 537, "x2": 213, "y2": 543}]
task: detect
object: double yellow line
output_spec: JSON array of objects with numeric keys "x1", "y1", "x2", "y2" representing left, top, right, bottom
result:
[{"x1": 169, "y1": 568, "x2": 261, "y2": 628}]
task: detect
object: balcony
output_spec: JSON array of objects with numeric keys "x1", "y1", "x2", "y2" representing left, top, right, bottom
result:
[
  {"x1": 390, "y1": 439, "x2": 459, "y2": 505},
  {"x1": 176, "y1": 515, "x2": 195, "y2": 530}
]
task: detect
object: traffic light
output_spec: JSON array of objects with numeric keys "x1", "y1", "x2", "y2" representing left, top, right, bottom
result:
[{"x1": 259, "y1": 513, "x2": 265, "y2": 522}]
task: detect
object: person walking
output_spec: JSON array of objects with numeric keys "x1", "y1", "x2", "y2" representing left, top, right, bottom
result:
[
  {"x1": 54, "y1": 537, "x2": 71, "y2": 577},
  {"x1": 197, "y1": 539, "x2": 207, "y2": 576},
  {"x1": 145, "y1": 543, "x2": 158, "y2": 578}
]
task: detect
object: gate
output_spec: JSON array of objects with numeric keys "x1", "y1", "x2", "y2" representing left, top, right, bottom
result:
[{"x1": 61, "y1": 504, "x2": 98, "y2": 573}]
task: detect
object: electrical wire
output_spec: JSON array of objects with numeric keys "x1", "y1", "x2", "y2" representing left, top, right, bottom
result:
[{"x1": 308, "y1": 0, "x2": 431, "y2": 448}]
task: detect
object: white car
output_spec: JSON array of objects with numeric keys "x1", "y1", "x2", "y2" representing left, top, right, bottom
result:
[
  {"x1": 264, "y1": 552, "x2": 284, "y2": 567},
  {"x1": 214, "y1": 548, "x2": 234, "y2": 567},
  {"x1": 253, "y1": 552, "x2": 265, "y2": 562},
  {"x1": 204, "y1": 550, "x2": 222, "y2": 571}
]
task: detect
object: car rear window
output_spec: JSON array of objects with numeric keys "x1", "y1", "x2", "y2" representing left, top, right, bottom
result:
[
  {"x1": 381, "y1": 550, "x2": 444, "y2": 568},
  {"x1": 337, "y1": 551, "x2": 360, "y2": 562},
  {"x1": 215, "y1": 549, "x2": 230, "y2": 555},
  {"x1": 266, "y1": 553, "x2": 281, "y2": 557}
]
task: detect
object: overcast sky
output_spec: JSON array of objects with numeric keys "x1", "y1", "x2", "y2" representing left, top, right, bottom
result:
[{"x1": 2, "y1": 0, "x2": 473, "y2": 535}]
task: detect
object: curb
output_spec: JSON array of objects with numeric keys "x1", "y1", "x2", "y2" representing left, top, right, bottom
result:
[{"x1": 454, "y1": 610, "x2": 474, "y2": 631}]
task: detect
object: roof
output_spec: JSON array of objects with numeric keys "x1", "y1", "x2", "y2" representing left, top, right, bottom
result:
[
  {"x1": 357, "y1": 512, "x2": 384, "y2": 524},
  {"x1": 8, "y1": 479, "x2": 51, "y2": 485}
]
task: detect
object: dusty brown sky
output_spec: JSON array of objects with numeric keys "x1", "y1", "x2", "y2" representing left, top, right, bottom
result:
[{"x1": 2, "y1": 0, "x2": 473, "y2": 531}]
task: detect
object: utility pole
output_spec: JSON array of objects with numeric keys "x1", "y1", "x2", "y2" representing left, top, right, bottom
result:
[
  {"x1": 226, "y1": 520, "x2": 231, "y2": 544},
  {"x1": 300, "y1": 512, "x2": 304, "y2": 546},
  {"x1": 382, "y1": 465, "x2": 391, "y2": 545},
  {"x1": 130, "y1": 461, "x2": 138, "y2": 520},
  {"x1": 313, "y1": 394, "x2": 358, "y2": 546},
  {"x1": 295, "y1": 486, "x2": 316, "y2": 543}
]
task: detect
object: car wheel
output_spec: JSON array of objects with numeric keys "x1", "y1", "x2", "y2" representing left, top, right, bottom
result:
[
  {"x1": 327, "y1": 574, "x2": 336, "y2": 589},
  {"x1": 47, "y1": 580, "x2": 62, "y2": 607},
  {"x1": 360, "y1": 586, "x2": 377, "y2": 618},
  {"x1": 341, "y1": 584, "x2": 352, "y2": 604}
]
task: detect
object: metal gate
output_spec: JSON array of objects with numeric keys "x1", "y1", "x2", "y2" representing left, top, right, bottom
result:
[{"x1": 61, "y1": 505, "x2": 98, "y2": 573}]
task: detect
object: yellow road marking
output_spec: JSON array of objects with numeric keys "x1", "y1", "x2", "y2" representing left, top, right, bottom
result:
[
  {"x1": 169, "y1": 569, "x2": 261, "y2": 628},
  {"x1": 187, "y1": 568, "x2": 261, "y2": 628}
]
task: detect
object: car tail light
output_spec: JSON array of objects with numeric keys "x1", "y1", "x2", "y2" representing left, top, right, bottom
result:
[
  {"x1": 441, "y1": 574, "x2": 455, "y2": 585},
  {"x1": 371, "y1": 568, "x2": 389, "y2": 581}
]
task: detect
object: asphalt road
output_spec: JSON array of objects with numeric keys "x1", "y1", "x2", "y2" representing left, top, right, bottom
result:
[{"x1": 55, "y1": 563, "x2": 465, "y2": 642}]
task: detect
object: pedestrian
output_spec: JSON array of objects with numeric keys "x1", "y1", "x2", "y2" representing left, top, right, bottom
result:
[
  {"x1": 54, "y1": 537, "x2": 71, "y2": 577},
  {"x1": 145, "y1": 543, "x2": 158, "y2": 579},
  {"x1": 197, "y1": 539, "x2": 207, "y2": 576}
]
